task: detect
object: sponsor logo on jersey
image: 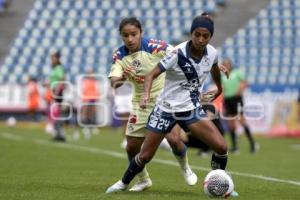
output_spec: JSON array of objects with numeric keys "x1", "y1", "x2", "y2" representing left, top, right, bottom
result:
[{"x1": 179, "y1": 78, "x2": 200, "y2": 92}]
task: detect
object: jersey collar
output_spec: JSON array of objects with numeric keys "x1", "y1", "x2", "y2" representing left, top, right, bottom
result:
[{"x1": 185, "y1": 40, "x2": 208, "y2": 64}]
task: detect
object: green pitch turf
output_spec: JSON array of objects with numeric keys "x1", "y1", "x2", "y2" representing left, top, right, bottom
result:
[{"x1": 0, "y1": 124, "x2": 299, "y2": 200}]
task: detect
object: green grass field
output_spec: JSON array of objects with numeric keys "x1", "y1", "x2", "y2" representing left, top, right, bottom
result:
[{"x1": 0, "y1": 124, "x2": 300, "y2": 200}]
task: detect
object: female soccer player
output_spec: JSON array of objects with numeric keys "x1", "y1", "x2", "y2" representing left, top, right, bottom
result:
[
  {"x1": 49, "y1": 51, "x2": 66, "y2": 142},
  {"x1": 108, "y1": 17, "x2": 197, "y2": 192},
  {"x1": 106, "y1": 13, "x2": 232, "y2": 194}
]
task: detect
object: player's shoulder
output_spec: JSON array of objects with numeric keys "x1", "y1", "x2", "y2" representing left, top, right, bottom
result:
[
  {"x1": 112, "y1": 45, "x2": 128, "y2": 64},
  {"x1": 142, "y1": 37, "x2": 170, "y2": 53},
  {"x1": 206, "y1": 44, "x2": 218, "y2": 55},
  {"x1": 175, "y1": 41, "x2": 189, "y2": 56}
]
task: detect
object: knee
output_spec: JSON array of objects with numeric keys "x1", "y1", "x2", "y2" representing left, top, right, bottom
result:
[
  {"x1": 165, "y1": 132, "x2": 181, "y2": 147},
  {"x1": 138, "y1": 152, "x2": 153, "y2": 165}
]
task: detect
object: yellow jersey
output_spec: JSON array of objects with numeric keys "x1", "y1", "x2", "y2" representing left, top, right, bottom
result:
[{"x1": 109, "y1": 38, "x2": 172, "y2": 101}]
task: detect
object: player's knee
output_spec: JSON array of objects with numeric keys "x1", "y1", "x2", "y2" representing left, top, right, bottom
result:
[
  {"x1": 165, "y1": 136, "x2": 176, "y2": 147},
  {"x1": 166, "y1": 133, "x2": 180, "y2": 146},
  {"x1": 138, "y1": 152, "x2": 153, "y2": 165}
]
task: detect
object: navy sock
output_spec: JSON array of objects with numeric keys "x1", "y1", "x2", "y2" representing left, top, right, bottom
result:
[
  {"x1": 172, "y1": 144, "x2": 187, "y2": 157},
  {"x1": 243, "y1": 125, "x2": 255, "y2": 146},
  {"x1": 229, "y1": 130, "x2": 237, "y2": 150},
  {"x1": 211, "y1": 152, "x2": 228, "y2": 170},
  {"x1": 122, "y1": 156, "x2": 144, "y2": 184}
]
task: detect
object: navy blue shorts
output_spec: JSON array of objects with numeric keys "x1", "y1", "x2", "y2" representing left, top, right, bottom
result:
[{"x1": 146, "y1": 106, "x2": 207, "y2": 134}]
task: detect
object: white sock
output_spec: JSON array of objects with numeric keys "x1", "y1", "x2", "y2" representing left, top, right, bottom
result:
[
  {"x1": 175, "y1": 153, "x2": 189, "y2": 170},
  {"x1": 137, "y1": 167, "x2": 150, "y2": 182}
]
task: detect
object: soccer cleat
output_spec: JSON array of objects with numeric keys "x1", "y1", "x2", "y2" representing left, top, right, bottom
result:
[
  {"x1": 230, "y1": 190, "x2": 239, "y2": 197},
  {"x1": 105, "y1": 180, "x2": 128, "y2": 194},
  {"x1": 251, "y1": 143, "x2": 260, "y2": 154},
  {"x1": 182, "y1": 167, "x2": 198, "y2": 186},
  {"x1": 129, "y1": 178, "x2": 152, "y2": 192},
  {"x1": 53, "y1": 136, "x2": 66, "y2": 142}
]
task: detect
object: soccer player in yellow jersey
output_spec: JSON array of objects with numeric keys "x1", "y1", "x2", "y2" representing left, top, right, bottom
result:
[{"x1": 108, "y1": 17, "x2": 197, "y2": 192}]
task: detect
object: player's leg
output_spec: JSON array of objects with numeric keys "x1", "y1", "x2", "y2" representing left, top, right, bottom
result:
[
  {"x1": 52, "y1": 102, "x2": 66, "y2": 142},
  {"x1": 166, "y1": 125, "x2": 198, "y2": 185},
  {"x1": 125, "y1": 135, "x2": 152, "y2": 191},
  {"x1": 106, "y1": 105, "x2": 175, "y2": 193},
  {"x1": 224, "y1": 97, "x2": 239, "y2": 152},
  {"x1": 239, "y1": 114, "x2": 258, "y2": 153},
  {"x1": 105, "y1": 130, "x2": 164, "y2": 194},
  {"x1": 187, "y1": 120, "x2": 228, "y2": 169},
  {"x1": 124, "y1": 110, "x2": 153, "y2": 192}
]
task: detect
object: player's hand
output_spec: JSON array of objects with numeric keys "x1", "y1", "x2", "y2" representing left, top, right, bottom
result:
[
  {"x1": 139, "y1": 94, "x2": 149, "y2": 109},
  {"x1": 200, "y1": 89, "x2": 221, "y2": 103},
  {"x1": 218, "y1": 64, "x2": 229, "y2": 79},
  {"x1": 200, "y1": 92, "x2": 215, "y2": 103}
]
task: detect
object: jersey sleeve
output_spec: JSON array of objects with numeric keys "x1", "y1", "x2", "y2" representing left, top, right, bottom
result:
[
  {"x1": 213, "y1": 53, "x2": 218, "y2": 65},
  {"x1": 108, "y1": 50, "x2": 124, "y2": 78},
  {"x1": 158, "y1": 49, "x2": 178, "y2": 71},
  {"x1": 150, "y1": 40, "x2": 173, "y2": 59},
  {"x1": 108, "y1": 61, "x2": 124, "y2": 78}
]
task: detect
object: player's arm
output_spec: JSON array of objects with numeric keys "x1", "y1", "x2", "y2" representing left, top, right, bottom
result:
[
  {"x1": 140, "y1": 65, "x2": 163, "y2": 109},
  {"x1": 200, "y1": 63, "x2": 222, "y2": 103},
  {"x1": 236, "y1": 80, "x2": 248, "y2": 96},
  {"x1": 200, "y1": 63, "x2": 229, "y2": 102},
  {"x1": 110, "y1": 76, "x2": 126, "y2": 89},
  {"x1": 109, "y1": 57, "x2": 126, "y2": 89},
  {"x1": 211, "y1": 63, "x2": 222, "y2": 95}
]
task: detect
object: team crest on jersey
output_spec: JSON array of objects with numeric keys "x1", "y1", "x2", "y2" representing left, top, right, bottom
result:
[
  {"x1": 131, "y1": 59, "x2": 142, "y2": 73},
  {"x1": 201, "y1": 56, "x2": 210, "y2": 66}
]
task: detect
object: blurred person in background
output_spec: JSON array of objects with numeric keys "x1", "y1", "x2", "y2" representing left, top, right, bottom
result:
[
  {"x1": 43, "y1": 80, "x2": 54, "y2": 134},
  {"x1": 27, "y1": 77, "x2": 40, "y2": 121},
  {"x1": 221, "y1": 58, "x2": 258, "y2": 153},
  {"x1": 108, "y1": 17, "x2": 197, "y2": 192},
  {"x1": 49, "y1": 51, "x2": 66, "y2": 142},
  {"x1": 80, "y1": 68, "x2": 100, "y2": 139}
]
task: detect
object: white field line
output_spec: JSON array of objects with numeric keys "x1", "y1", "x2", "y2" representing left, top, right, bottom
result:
[
  {"x1": 290, "y1": 144, "x2": 300, "y2": 151},
  {"x1": 1, "y1": 132, "x2": 300, "y2": 187}
]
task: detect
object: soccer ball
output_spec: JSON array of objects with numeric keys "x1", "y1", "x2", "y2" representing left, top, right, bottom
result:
[{"x1": 203, "y1": 169, "x2": 234, "y2": 198}]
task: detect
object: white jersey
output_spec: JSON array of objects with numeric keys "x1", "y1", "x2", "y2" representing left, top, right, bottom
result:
[{"x1": 157, "y1": 41, "x2": 218, "y2": 112}]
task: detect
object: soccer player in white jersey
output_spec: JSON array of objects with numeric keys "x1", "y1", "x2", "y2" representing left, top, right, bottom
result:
[
  {"x1": 108, "y1": 17, "x2": 197, "y2": 192},
  {"x1": 106, "y1": 13, "x2": 237, "y2": 196}
]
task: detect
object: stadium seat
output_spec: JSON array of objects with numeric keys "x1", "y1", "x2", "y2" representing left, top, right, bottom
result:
[
  {"x1": 220, "y1": 0, "x2": 300, "y2": 91},
  {"x1": 0, "y1": 0, "x2": 231, "y2": 84}
]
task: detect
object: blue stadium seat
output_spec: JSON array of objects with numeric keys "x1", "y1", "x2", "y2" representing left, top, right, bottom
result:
[
  {"x1": 0, "y1": 0, "x2": 223, "y2": 84},
  {"x1": 220, "y1": 0, "x2": 300, "y2": 91}
]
